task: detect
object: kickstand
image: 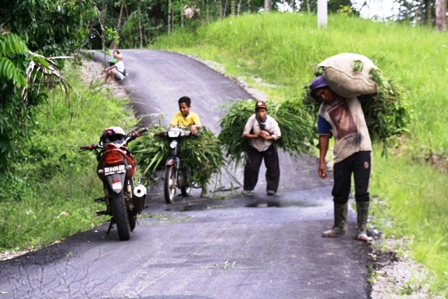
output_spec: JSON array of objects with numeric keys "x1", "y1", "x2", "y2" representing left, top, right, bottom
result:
[{"x1": 106, "y1": 220, "x2": 114, "y2": 236}]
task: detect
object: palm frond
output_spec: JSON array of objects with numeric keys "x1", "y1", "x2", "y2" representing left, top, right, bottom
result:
[{"x1": 22, "y1": 52, "x2": 79, "y2": 103}]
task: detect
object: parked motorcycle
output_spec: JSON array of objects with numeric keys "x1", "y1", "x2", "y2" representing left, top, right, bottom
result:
[
  {"x1": 154, "y1": 127, "x2": 196, "y2": 204},
  {"x1": 80, "y1": 126, "x2": 148, "y2": 241}
]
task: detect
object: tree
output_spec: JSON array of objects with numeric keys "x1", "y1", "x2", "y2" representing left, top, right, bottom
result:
[
  {"x1": 435, "y1": 0, "x2": 447, "y2": 30},
  {"x1": 394, "y1": 0, "x2": 447, "y2": 27},
  {"x1": 264, "y1": 0, "x2": 273, "y2": 11}
]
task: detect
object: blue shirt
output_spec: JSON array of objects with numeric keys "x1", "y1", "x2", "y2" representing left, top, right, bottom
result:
[{"x1": 317, "y1": 115, "x2": 331, "y2": 135}]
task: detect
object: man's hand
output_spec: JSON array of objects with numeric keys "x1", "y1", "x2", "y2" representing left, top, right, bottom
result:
[
  {"x1": 318, "y1": 162, "x2": 328, "y2": 179},
  {"x1": 191, "y1": 125, "x2": 199, "y2": 134},
  {"x1": 259, "y1": 130, "x2": 270, "y2": 140},
  {"x1": 105, "y1": 65, "x2": 115, "y2": 73}
]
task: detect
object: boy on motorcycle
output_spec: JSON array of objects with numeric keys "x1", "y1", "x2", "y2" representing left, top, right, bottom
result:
[
  {"x1": 169, "y1": 96, "x2": 208, "y2": 198},
  {"x1": 169, "y1": 96, "x2": 202, "y2": 134}
]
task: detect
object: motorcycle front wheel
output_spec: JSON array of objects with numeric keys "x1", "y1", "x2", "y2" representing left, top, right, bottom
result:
[
  {"x1": 111, "y1": 192, "x2": 131, "y2": 241},
  {"x1": 164, "y1": 165, "x2": 176, "y2": 204}
]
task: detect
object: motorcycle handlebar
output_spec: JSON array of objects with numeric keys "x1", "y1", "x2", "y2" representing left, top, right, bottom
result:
[
  {"x1": 137, "y1": 127, "x2": 148, "y2": 136},
  {"x1": 154, "y1": 131, "x2": 166, "y2": 137},
  {"x1": 154, "y1": 129, "x2": 197, "y2": 138},
  {"x1": 127, "y1": 127, "x2": 148, "y2": 142},
  {"x1": 80, "y1": 128, "x2": 148, "y2": 151},
  {"x1": 80, "y1": 144, "x2": 101, "y2": 151}
]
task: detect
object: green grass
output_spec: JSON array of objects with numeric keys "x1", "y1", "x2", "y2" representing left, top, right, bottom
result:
[
  {"x1": 0, "y1": 60, "x2": 136, "y2": 252},
  {"x1": 370, "y1": 149, "x2": 448, "y2": 295},
  {"x1": 150, "y1": 13, "x2": 448, "y2": 297}
]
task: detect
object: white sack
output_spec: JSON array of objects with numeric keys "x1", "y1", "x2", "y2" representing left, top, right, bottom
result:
[{"x1": 318, "y1": 53, "x2": 378, "y2": 98}]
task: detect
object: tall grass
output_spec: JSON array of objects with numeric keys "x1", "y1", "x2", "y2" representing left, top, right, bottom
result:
[
  {"x1": 0, "y1": 61, "x2": 136, "y2": 251},
  {"x1": 151, "y1": 13, "x2": 448, "y2": 296}
]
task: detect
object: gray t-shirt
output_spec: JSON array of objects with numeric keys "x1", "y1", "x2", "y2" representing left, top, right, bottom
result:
[
  {"x1": 243, "y1": 114, "x2": 281, "y2": 152},
  {"x1": 318, "y1": 97, "x2": 372, "y2": 163},
  {"x1": 115, "y1": 60, "x2": 125, "y2": 73}
]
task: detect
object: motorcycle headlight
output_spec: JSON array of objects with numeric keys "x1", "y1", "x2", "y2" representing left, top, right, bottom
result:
[
  {"x1": 170, "y1": 140, "x2": 177, "y2": 148},
  {"x1": 168, "y1": 130, "x2": 181, "y2": 138}
]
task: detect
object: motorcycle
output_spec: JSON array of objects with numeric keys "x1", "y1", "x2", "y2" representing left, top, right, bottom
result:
[
  {"x1": 154, "y1": 127, "x2": 196, "y2": 204},
  {"x1": 80, "y1": 126, "x2": 148, "y2": 241}
]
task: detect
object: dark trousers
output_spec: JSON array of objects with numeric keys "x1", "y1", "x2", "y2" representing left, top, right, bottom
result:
[
  {"x1": 332, "y1": 151, "x2": 371, "y2": 204},
  {"x1": 244, "y1": 145, "x2": 280, "y2": 192}
]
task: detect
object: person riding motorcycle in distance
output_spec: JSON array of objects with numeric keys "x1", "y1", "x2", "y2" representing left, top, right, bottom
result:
[{"x1": 169, "y1": 96, "x2": 207, "y2": 197}]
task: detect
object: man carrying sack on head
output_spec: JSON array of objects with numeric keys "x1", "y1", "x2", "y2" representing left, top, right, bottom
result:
[{"x1": 310, "y1": 75, "x2": 372, "y2": 243}]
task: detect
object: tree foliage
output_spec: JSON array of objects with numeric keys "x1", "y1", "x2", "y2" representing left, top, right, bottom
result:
[
  {"x1": 0, "y1": 0, "x2": 97, "y2": 57},
  {"x1": 394, "y1": 0, "x2": 447, "y2": 28},
  {"x1": 0, "y1": 28, "x2": 32, "y2": 169}
]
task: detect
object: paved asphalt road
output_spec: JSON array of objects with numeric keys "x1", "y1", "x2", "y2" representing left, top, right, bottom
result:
[{"x1": 0, "y1": 50, "x2": 372, "y2": 299}]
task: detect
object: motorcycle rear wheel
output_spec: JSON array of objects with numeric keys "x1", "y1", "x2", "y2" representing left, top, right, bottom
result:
[
  {"x1": 111, "y1": 192, "x2": 131, "y2": 241},
  {"x1": 164, "y1": 165, "x2": 176, "y2": 204}
]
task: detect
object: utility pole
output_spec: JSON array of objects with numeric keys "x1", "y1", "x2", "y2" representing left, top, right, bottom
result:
[{"x1": 317, "y1": 0, "x2": 327, "y2": 29}]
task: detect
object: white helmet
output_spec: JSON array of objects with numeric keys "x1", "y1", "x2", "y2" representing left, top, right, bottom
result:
[{"x1": 101, "y1": 126, "x2": 126, "y2": 144}]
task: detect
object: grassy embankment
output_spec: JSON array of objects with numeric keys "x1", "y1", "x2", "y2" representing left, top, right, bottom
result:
[
  {"x1": 150, "y1": 13, "x2": 448, "y2": 296},
  {"x1": 0, "y1": 61, "x2": 136, "y2": 254}
]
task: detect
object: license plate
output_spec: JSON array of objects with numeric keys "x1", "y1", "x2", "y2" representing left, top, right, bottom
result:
[{"x1": 104, "y1": 165, "x2": 126, "y2": 175}]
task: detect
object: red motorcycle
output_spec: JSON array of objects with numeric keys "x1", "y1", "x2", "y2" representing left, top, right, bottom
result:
[{"x1": 80, "y1": 126, "x2": 148, "y2": 241}]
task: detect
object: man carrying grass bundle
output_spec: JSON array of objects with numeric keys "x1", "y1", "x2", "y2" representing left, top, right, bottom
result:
[
  {"x1": 242, "y1": 101, "x2": 281, "y2": 196},
  {"x1": 310, "y1": 75, "x2": 372, "y2": 243}
]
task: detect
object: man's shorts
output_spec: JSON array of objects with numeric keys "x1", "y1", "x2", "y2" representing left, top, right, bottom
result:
[{"x1": 110, "y1": 69, "x2": 125, "y2": 80}]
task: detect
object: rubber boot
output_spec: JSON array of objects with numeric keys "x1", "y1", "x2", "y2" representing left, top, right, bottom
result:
[
  {"x1": 322, "y1": 203, "x2": 348, "y2": 238},
  {"x1": 356, "y1": 201, "x2": 371, "y2": 242}
]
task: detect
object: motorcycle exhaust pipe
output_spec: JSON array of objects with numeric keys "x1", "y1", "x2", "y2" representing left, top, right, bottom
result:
[{"x1": 133, "y1": 184, "x2": 147, "y2": 214}]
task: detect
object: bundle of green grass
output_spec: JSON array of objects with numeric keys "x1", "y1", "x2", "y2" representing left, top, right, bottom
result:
[
  {"x1": 303, "y1": 53, "x2": 409, "y2": 154},
  {"x1": 218, "y1": 99, "x2": 315, "y2": 168},
  {"x1": 130, "y1": 125, "x2": 225, "y2": 186}
]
